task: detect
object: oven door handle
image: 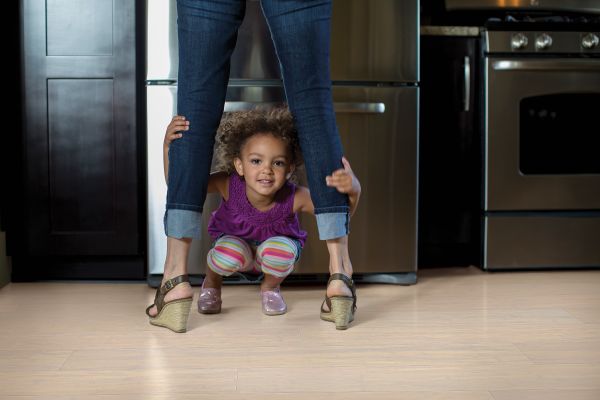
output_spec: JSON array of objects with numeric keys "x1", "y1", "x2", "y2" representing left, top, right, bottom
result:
[
  {"x1": 492, "y1": 59, "x2": 600, "y2": 72},
  {"x1": 224, "y1": 101, "x2": 386, "y2": 114}
]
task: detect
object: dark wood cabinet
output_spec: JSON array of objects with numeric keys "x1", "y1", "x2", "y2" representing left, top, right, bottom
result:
[
  {"x1": 12, "y1": 0, "x2": 144, "y2": 279},
  {"x1": 418, "y1": 34, "x2": 483, "y2": 267}
]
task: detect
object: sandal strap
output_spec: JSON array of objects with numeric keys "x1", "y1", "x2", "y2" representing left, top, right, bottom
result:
[
  {"x1": 159, "y1": 275, "x2": 190, "y2": 295},
  {"x1": 149, "y1": 275, "x2": 190, "y2": 316},
  {"x1": 321, "y1": 297, "x2": 332, "y2": 314},
  {"x1": 328, "y1": 273, "x2": 354, "y2": 289},
  {"x1": 323, "y1": 273, "x2": 357, "y2": 312}
]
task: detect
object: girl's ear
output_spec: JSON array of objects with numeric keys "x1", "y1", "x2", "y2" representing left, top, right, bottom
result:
[
  {"x1": 233, "y1": 157, "x2": 244, "y2": 176},
  {"x1": 286, "y1": 164, "x2": 296, "y2": 180}
]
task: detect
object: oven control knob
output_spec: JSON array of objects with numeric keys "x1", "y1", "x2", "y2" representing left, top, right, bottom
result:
[
  {"x1": 535, "y1": 33, "x2": 553, "y2": 50},
  {"x1": 582, "y1": 33, "x2": 599, "y2": 49},
  {"x1": 511, "y1": 33, "x2": 529, "y2": 50}
]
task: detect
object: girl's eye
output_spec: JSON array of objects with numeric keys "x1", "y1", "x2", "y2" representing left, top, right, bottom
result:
[
  {"x1": 274, "y1": 161, "x2": 286, "y2": 167},
  {"x1": 250, "y1": 159, "x2": 261, "y2": 165}
]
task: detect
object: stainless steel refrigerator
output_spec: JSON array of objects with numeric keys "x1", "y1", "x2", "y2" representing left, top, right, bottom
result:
[{"x1": 147, "y1": 0, "x2": 420, "y2": 285}]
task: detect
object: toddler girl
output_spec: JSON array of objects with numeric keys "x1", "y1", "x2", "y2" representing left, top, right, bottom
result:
[{"x1": 163, "y1": 108, "x2": 360, "y2": 316}]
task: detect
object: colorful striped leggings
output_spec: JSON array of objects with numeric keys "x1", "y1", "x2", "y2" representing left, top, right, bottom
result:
[{"x1": 207, "y1": 235, "x2": 299, "y2": 278}]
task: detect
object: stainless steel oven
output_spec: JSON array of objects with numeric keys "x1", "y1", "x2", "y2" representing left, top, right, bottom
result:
[
  {"x1": 486, "y1": 53, "x2": 600, "y2": 211},
  {"x1": 483, "y1": 28, "x2": 600, "y2": 269},
  {"x1": 446, "y1": 0, "x2": 600, "y2": 15}
]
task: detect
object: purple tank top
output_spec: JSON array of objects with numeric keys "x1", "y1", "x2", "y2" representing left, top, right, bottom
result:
[{"x1": 208, "y1": 173, "x2": 307, "y2": 247}]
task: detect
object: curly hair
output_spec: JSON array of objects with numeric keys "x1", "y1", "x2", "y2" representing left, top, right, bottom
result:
[{"x1": 213, "y1": 107, "x2": 304, "y2": 176}]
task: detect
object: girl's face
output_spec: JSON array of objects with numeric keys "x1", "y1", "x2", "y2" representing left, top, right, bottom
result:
[{"x1": 234, "y1": 133, "x2": 295, "y2": 203}]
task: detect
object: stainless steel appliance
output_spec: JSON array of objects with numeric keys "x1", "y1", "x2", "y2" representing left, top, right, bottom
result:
[
  {"x1": 445, "y1": 0, "x2": 600, "y2": 15},
  {"x1": 146, "y1": 0, "x2": 420, "y2": 285},
  {"x1": 482, "y1": 13, "x2": 600, "y2": 269}
]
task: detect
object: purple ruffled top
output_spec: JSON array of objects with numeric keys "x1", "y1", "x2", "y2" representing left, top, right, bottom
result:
[{"x1": 207, "y1": 173, "x2": 307, "y2": 247}]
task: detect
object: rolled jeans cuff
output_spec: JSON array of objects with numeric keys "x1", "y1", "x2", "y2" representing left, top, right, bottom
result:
[
  {"x1": 315, "y1": 212, "x2": 350, "y2": 240},
  {"x1": 164, "y1": 209, "x2": 202, "y2": 239}
]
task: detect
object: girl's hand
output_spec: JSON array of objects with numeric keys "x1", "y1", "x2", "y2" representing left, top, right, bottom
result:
[
  {"x1": 164, "y1": 115, "x2": 189, "y2": 149},
  {"x1": 326, "y1": 156, "x2": 361, "y2": 195}
]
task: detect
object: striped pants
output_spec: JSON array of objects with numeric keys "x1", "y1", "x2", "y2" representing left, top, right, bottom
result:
[{"x1": 207, "y1": 235, "x2": 299, "y2": 278}]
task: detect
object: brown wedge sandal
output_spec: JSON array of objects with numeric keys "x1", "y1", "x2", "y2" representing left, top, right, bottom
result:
[
  {"x1": 145, "y1": 275, "x2": 193, "y2": 333},
  {"x1": 320, "y1": 273, "x2": 357, "y2": 330}
]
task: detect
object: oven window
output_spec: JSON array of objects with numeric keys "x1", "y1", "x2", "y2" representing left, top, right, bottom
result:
[{"x1": 520, "y1": 93, "x2": 600, "y2": 175}]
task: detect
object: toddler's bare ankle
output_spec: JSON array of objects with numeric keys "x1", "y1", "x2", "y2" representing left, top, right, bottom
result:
[{"x1": 203, "y1": 277, "x2": 222, "y2": 289}]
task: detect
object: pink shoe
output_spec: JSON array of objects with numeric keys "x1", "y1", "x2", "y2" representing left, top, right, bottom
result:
[
  {"x1": 261, "y1": 288, "x2": 287, "y2": 316},
  {"x1": 198, "y1": 279, "x2": 222, "y2": 314}
]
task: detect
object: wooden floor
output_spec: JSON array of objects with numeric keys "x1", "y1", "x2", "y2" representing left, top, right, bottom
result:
[{"x1": 0, "y1": 267, "x2": 599, "y2": 399}]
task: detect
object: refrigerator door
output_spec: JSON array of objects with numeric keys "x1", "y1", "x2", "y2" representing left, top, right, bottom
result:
[
  {"x1": 219, "y1": 85, "x2": 418, "y2": 275},
  {"x1": 147, "y1": 84, "x2": 215, "y2": 274},
  {"x1": 330, "y1": 0, "x2": 419, "y2": 82},
  {"x1": 147, "y1": 0, "x2": 419, "y2": 82},
  {"x1": 148, "y1": 84, "x2": 418, "y2": 276},
  {"x1": 146, "y1": 0, "x2": 280, "y2": 81},
  {"x1": 297, "y1": 86, "x2": 419, "y2": 274},
  {"x1": 146, "y1": 0, "x2": 178, "y2": 81}
]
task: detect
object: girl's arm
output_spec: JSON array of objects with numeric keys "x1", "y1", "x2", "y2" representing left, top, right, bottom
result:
[
  {"x1": 294, "y1": 157, "x2": 361, "y2": 217},
  {"x1": 207, "y1": 171, "x2": 229, "y2": 199},
  {"x1": 293, "y1": 186, "x2": 314, "y2": 214}
]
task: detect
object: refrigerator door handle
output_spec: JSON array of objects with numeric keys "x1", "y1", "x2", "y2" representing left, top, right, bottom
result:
[
  {"x1": 333, "y1": 102, "x2": 385, "y2": 114},
  {"x1": 224, "y1": 101, "x2": 282, "y2": 112},
  {"x1": 224, "y1": 101, "x2": 386, "y2": 114}
]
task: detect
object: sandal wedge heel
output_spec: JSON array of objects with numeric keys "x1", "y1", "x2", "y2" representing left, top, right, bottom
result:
[
  {"x1": 320, "y1": 273, "x2": 357, "y2": 330},
  {"x1": 146, "y1": 275, "x2": 193, "y2": 333}
]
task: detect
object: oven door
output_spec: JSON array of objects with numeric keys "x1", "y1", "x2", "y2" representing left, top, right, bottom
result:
[{"x1": 485, "y1": 57, "x2": 600, "y2": 211}]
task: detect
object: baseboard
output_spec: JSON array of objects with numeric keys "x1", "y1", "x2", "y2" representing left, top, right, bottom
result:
[{"x1": 11, "y1": 256, "x2": 145, "y2": 281}]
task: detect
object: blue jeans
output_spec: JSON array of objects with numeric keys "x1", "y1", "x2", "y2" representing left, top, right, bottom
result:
[{"x1": 166, "y1": 0, "x2": 349, "y2": 240}]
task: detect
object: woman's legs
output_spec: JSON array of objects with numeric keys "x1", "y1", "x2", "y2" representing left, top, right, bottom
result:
[
  {"x1": 165, "y1": 1, "x2": 246, "y2": 239},
  {"x1": 149, "y1": 1, "x2": 245, "y2": 319},
  {"x1": 260, "y1": 0, "x2": 354, "y2": 298},
  {"x1": 326, "y1": 236, "x2": 353, "y2": 298},
  {"x1": 147, "y1": 237, "x2": 194, "y2": 317}
]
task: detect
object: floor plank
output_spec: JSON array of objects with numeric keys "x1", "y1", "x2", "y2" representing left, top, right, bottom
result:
[{"x1": 0, "y1": 267, "x2": 599, "y2": 398}]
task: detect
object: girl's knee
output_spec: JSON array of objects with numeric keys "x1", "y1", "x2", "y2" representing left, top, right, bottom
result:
[
  {"x1": 257, "y1": 236, "x2": 298, "y2": 278},
  {"x1": 207, "y1": 235, "x2": 252, "y2": 276}
]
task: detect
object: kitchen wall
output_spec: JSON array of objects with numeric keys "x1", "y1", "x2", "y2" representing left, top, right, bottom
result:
[{"x1": 0, "y1": 231, "x2": 10, "y2": 288}]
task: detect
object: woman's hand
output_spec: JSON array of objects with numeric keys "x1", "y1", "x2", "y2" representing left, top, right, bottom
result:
[
  {"x1": 164, "y1": 115, "x2": 188, "y2": 149},
  {"x1": 326, "y1": 157, "x2": 361, "y2": 196}
]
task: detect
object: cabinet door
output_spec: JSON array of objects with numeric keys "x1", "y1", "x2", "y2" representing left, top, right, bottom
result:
[
  {"x1": 21, "y1": 0, "x2": 138, "y2": 256},
  {"x1": 418, "y1": 35, "x2": 482, "y2": 266}
]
